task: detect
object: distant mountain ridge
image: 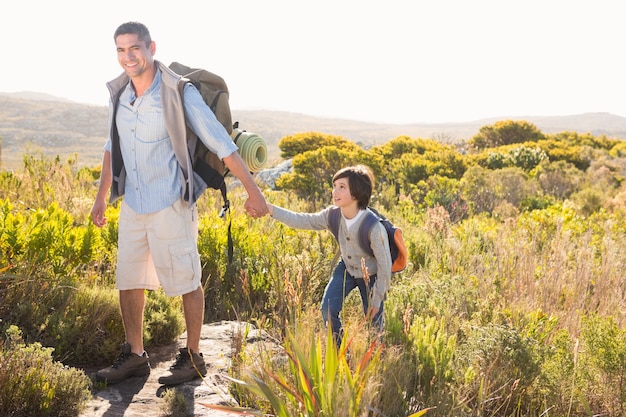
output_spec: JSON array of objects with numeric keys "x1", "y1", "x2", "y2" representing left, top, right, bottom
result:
[
  {"x1": 0, "y1": 91, "x2": 76, "y2": 103},
  {"x1": 2, "y1": 92, "x2": 626, "y2": 170}
]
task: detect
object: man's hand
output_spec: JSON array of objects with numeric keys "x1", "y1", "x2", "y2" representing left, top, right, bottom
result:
[
  {"x1": 91, "y1": 199, "x2": 108, "y2": 228},
  {"x1": 223, "y1": 151, "x2": 268, "y2": 219},
  {"x1": 244, "y1": 189, "x2": 268, "y2": 218},
  {"x1": 92, "y1": 150, "x2": 112, "y2": 228}
]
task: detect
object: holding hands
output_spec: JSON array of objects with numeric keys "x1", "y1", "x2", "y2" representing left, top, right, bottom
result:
[{"x1": 244, "y1": 191, "x2": 269, "y2": 219}]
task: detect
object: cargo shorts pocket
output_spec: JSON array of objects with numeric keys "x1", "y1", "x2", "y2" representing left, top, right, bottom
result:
[{"x1": 169, "y1": 243, "x2": 200, "y2": 281}]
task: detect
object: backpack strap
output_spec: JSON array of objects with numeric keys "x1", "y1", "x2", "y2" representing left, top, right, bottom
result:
[
  {"x1": 358, "y1": 210, "x2": 379, "y2": 256},
  {"x1": 328, "y1": 206, "x2": 341, "y2": 241},
  {"x1": 177, "y1": 79, "x2": 233, "y2": 263},
  {"x1": 209, "y1": 90, "x2": 227, "y2": 113},
  {"x1": 173, "y1": 80, "x2": 196, "y2": 202},
  {"x1": 328, "y1": 206, "x2": 377, "y2": 256}
]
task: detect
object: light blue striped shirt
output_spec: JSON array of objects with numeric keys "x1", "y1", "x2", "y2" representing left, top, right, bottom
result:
[{"x1": 105, "y1": 69, "x2": 238, "y2": 214}]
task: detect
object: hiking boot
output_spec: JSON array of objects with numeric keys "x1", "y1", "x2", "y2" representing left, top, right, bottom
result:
[
  {"x1": 95, "y1": 343, "x2": 150, "y2": 385},
  {"x1": 158, "y1": 347, "x2": 207, "y2": 385}
]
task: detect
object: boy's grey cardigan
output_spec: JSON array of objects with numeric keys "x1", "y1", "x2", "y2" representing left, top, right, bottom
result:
[{"x1": 271, "y1": 205, "x2": 392, "y2": 308}]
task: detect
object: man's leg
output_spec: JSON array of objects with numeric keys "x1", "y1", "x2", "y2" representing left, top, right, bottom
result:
[
  {"x1": 120, "y1": 288, "x2": 146, "y2": 355},
  {"x1": 95, "y1": 288, "x2": 150, "y2": 384},
  {"x1": 182, "y1": 285, "x2": 204, "y2": 352},
  {"x1": 158, "y1": 285, "x2": 207, "y2": 385},
  {"x1": 152, "y1": 200, "x2": 208, "y2": 385},
  {"x1": 95, "y1": 201, "x2": 153, "y2": 385}
]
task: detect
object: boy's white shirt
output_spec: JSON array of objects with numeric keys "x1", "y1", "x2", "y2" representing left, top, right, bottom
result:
[{"x1": 343, "y1": 208, "x2": 365, "y2": 230}]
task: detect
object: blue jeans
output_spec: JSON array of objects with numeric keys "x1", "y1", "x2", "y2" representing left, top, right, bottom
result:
[{"x1": 320, "y1": 260, "x2": 384, "y2": 347}]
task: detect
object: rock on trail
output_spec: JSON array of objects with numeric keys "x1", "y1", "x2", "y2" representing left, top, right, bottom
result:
[{"x1": 80, "y1": 321, "x2": 270, "y2": 417}]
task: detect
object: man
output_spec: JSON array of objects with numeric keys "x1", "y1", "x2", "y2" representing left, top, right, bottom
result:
[{"x1": 91, "y1": 21, "x2": 267, "y2": 386}]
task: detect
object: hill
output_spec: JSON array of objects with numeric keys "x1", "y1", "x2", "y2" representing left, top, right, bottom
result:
[{"x1": 2, "y1": 92, "x2": 626, "y2": 170}]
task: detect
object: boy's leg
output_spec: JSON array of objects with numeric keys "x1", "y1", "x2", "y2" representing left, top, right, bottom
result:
[{"x1": 321, "y1": 261, "x2": 357, "y2": 347}]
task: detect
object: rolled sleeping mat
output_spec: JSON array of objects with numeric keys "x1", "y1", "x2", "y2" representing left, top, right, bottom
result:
[{"x1": 231, "y1": 128, "x2": 267, "y2": 173}]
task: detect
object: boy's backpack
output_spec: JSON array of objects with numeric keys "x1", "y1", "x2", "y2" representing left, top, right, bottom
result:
[
  {"x1": 328, "y1": 206, "x2": 408, "y2": 273},
  {"x1": 169, "y1": 61, "x2": 236, "y2": 260}
]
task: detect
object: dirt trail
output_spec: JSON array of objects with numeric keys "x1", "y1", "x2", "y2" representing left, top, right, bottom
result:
[{"x1": 80, "y1": 321, "x2": 267, "y2": 417}]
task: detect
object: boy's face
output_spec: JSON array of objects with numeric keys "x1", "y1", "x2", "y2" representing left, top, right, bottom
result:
[{"x1": 332, "y1": 178, "x2": 355, "y2": 208}]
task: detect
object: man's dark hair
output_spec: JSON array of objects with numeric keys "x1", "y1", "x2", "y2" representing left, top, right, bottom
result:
[
  {"x1": 332, "y1": 165, "x2": 375, "y2": 209},
  {"x1": 114, "y1": 22, "x2": 152, "y2": 47}
]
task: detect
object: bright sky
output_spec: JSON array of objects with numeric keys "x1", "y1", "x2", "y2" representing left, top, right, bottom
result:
[{"x1": 2, "y1": 0, "x2": 623, "y2": 124}]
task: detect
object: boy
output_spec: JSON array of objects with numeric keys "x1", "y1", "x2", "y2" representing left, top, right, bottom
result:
[{"x1": 266, "y1": 165, "x2": 391, "y2": 346}]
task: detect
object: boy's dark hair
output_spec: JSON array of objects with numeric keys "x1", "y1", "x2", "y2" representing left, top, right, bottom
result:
[
  {"x1": 114, "y1": 21, "x2": 152, "y2": 47},
  {"x1": 332, "y1": 165, "x2": 375, "y2": 209}
]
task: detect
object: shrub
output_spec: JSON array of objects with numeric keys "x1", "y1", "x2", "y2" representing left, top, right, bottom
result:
[
  {"x1": 407, "y1": 316, "x2": 456, "y2": 394},
  {"x1": 486, "y1": 145, "x2": 548, "y2": 171},
  {"x1": 159, "y1": 388, "x2": 189, "y2": 417},
  {"x1": 577, "y1": 314, "x2": 626, "y2": 415},
  {"x1": 143, "y1": 289, "x2": 185, "y2": 348},
  {"x1": 1, "y1": 273, "x2": 182, "y2": 366},
  {"x1": 0, "y1": 326, "x2": 91, "y2": 417},
  {"x1": 468, "y1": 120, "x2": 545, "y2": 150},
  {"x1": 455, "y1": 322, "x2": 541, "y2": 415},
  {"x1": 536, "y1": 329, "x2": 576, "y2": 413}
]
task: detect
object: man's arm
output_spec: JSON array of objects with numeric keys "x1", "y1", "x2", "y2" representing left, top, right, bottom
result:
[
  {"x1": 223, "y1": 151, "x2": 268, "y2": 218},
  {"x1": 180, "y1": 83, "x2": 267, "y2": 217},
  {"x1": 91, "y1": 150, "x2": 112, "y2": 227}
]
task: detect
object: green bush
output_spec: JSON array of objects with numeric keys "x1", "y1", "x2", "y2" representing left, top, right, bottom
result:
[
  {"x1": 536, "y1": 329, "x2": 576, "y2": 413},
  {"x1": 1, "y1": 273, "x2": 184, "y2": 366},
  {"x1": 408, "y1": 316, "x2": 456, "y2": 393},
  {"x1": 218, "y1": 318, "x2": 384, "y2": 417},
  {"x1": 455, "y1": 322, "x2": 542, "y2": 415},
  {"x1": 197, "y1": 188, "x2": 336, "y2": 325},
  {"x1": 159, "y1": 388, "x2": 190, "y2": 417},
  {"x1": 143, "y1": 289, "x2": 185, "y2": 347},
  {"x1": 577, "y1": 314, "x2": 626, "y2": 414},
  {"x1": 0, "y1": 198, "x2": 115, "y2": 279},
  {"x1": 0, "y1": 326, "x2": 91, "y2": 417}
]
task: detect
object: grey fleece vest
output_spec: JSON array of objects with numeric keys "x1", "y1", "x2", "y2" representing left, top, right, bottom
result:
[{"x1": 106, "y1": 60, "x2": 204, "y2": 205}]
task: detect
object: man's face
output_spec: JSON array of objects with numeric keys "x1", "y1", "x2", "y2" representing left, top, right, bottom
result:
[{"x1": 115, "y1": 33, "x2": 155, "y2": 78}]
